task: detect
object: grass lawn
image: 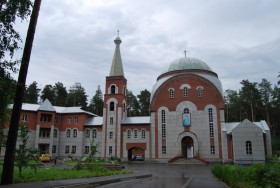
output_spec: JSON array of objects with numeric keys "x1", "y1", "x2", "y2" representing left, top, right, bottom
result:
[{"x1": 0, "y1": 166, "x2": 131, "y2": 184}]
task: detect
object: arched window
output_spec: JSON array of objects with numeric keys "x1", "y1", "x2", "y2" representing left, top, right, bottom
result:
[
  {"x1": 246, "y1": 141, "x2": 252, "y2": 154},
  {"x1": 127, "y1": 130, "x2": 131, "y2": 139},
  {"x1": 162, "y1": 110, "x2": 166, "y2": 139},
  {"x1": 197, "y1": 87, "x2": 203, "y2": 97},
  {"x1": 111, "y1": 85, "x2": 116, "y2": 94},
  {"x1": 123, "y1": 103, "x2": 126, "y2": 112},
  {"x1": 93, "y1": 129, "x2": 97, "y2": 138},
  {"x1": 66, "y1": 129, "x2": 71, "y2": 138},
  {"x1": 208, "y1": 108, "x2": 213, "y2": 122},
  {"x1": 53, "y1": 129, "x2": 58, "y2": 138},
  {"x1": 184, "y1": 108, "x2": 189, "y2": 113},
  {"x1": 183, "y1": 87, "x2": 188, "y2": 97},
  {"x1": 169, "y1": 89, "x2": 174, "y2": 98},
  {"x1": 123, "y1": 86, "x2": 126, "y2": 95},
  {"x1": 209, "y1": 108, "x2": 214, "y2": 137},
  {"x1": 110, "y1": 102, "x2": 114, "y2": 111},
  {"x1": 134, "y1": 130, "x2": 138, "y2": 139},
  {"x1": 85, "y1": 129, "x2": 90, "y2": 138},
  {"x1": 141, "y1": 129, "x2": 146, "y2": 139},
  {"x1": 73, "y1": 129, "x2": 77, "y2": 138}
]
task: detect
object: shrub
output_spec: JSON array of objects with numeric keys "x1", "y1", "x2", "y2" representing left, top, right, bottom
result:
[{"x1": 212, "y1": 164, "x2": 280, "y2": 188}]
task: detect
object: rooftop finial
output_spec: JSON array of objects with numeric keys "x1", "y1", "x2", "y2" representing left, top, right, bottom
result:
[
  {"x1": 184, "y1": 50, "x2": 187, "y2": 58},
  {"x1": 117, "y1": 29, "x2": 119, "y2": 37}
]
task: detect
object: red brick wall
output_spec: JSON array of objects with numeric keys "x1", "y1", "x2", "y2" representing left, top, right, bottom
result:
[
  {"x1": 150, "y1": 72, "x2": 224, "y2": 159},
  {"x1": 150, "y1": 73, "x2": 223, "y2": 111}
]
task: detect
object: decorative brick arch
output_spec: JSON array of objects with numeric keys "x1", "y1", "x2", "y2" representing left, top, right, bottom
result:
[{"x1": 177, "y1": 131, "x2": 199, "y2": 157}]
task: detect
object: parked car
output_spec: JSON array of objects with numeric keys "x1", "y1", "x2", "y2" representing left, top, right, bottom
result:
[
  {"x1": 39, "y1": 154, "x2": 52, "y2": 162},
  {"x1": 132, "y1": 155, "x2": 144, "y2": 161}
]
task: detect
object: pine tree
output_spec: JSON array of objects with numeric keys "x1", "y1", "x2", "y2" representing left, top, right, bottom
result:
[
  {"x1": 24, "y1": 81, "x2": 41, "y2": 104},
  {"x1": 88, "y1": 85, "x2": 104, "y2": 116}
]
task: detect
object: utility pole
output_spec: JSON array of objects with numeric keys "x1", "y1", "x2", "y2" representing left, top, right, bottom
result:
[{"x1": 1, "y1": 0, "x2": 42, "y2": 184}]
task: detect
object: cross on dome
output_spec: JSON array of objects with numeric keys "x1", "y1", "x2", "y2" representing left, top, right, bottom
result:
[{"x1": 184, "y1": 50, "x2": 187, "y2": 58}]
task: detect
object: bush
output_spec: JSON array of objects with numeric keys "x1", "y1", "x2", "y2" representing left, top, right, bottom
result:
[
  {"x1": 266, "y1": 155, "x2": 280, "y2": 164},
  {"x1": 212, "y1": 164, "x2": 280, "y2": 188}
]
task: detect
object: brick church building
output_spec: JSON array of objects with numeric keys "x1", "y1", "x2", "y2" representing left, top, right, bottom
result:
[{"x1": 2, "y1": 36, "x2": 272, "y2": 164}]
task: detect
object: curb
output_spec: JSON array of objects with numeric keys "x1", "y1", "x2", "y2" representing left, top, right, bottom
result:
[
  {"x1": 2, "y1": 171, "x2": 152, "y2": 188},
  {"x1": 54, "y1": 174, "x2": 152, "y2": 188}
]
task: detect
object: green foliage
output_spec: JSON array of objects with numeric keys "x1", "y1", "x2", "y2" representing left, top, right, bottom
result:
[
  {"x1": 88, "y1": 85, "x2": 104, "y2": 116},
  {"x1": 53, "y1": 82, "x2": 68, "y2": 106},
  {"x1": 87, "y1": 139, "x2": 98, "y2": 163},
  {"x1": 127, "y1": 90, "x2": 140, "y2": 117},
  {"x1": 67, "y1": 82, "x2": 88, "y2": 109},
  {"x1": 271, "y1": 135, "x2": 280, "y2": 150},
  {"x1": 224, "y1": 78, "x2": 280, "y2": 137},
  {"x1": 0, "y1": 0, "x2": 33, "y2": 61},
  {"x1": 0, "y1": 166, "x2": 131, "y2": 183},
  {"x1": 137, "y1": 89, "x2": 151, "y2": 116},
  {"x1": 15, "y1": 123, "x2": 39, "y2": 177},
  {"x1": 212, "y1": 163, "x2": 280, "y2": 188},
  {"x1": 0, "y1": 69, "x2": 16, "y2": 124},
  {"x1": 39, "y1": 82, "x2": 69, "y2": 106},
  {"x1": 40, "y1": 84, "x2": 55, "y2": 104},
  {"x1": 24, "y1": 81, "x2": 41, "y2": 104},
  {"x1": 109, "y1": 156, "x2": 121, "y2": 163},
  {"x1": 266, "y1": 155, "x2": 280, "y2": 164}
]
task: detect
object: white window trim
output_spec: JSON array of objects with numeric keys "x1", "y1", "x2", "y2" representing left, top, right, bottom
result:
[{"x1": 168, "y1": 88, "x2": 175, "y2": 98}]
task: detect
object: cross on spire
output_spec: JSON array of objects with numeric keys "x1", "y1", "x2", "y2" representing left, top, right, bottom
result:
[{"x1": 184, "y1": 50, "x2": 187, "y2": 58}]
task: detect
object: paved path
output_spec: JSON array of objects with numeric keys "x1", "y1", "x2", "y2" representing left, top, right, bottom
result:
[
  {"x1": 120, "y1": 163, "x2": 229, "y2": 188},
  {"x1": 1, "y1": 163, "x2": 228, "y2": 188}
]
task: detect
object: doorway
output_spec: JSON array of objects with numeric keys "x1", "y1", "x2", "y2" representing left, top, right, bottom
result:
[
  {"x1": 181, "y1": 136, "x2": 194, "y2": 158},
  {"x1": 38, "y1": 144, "x2": 50, "y2": 154},
  {"x1": 128, "y1": 147, "x2": 145, "y2": 161}
]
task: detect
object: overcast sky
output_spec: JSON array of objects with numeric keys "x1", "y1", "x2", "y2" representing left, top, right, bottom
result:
[{"x1": 13, "y1": 0, "x2": 280, "y2": 101}]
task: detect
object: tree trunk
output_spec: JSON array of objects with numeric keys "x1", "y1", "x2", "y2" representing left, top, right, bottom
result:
[{"x1": 1, "y1": 0, "x2": 41, "y2": 184}]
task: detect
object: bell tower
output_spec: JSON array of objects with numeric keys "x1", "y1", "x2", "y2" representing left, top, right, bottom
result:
[{"x1": 102, "y1": 35, "x2": 127, "y2": 158}]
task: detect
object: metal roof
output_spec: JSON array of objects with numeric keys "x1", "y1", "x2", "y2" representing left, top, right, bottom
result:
[
  {"x1": 122, "y1": 116, "x2": 150, "y2": 124},
  {"x1": 38, "y1": 99, "x2": 56, "y2": 112},
  {"x1": 109, "y1": 37, "x2": 124, "y2": 76},
  {"x1": 10, "y1": 103, "x2": 95, "y2": 116},
  {"x1": 221, "y1": 119, "x2": 270, "y2": 134},
  {"x1": 84, "y1": 117, "x2": 103, "y2": 126},
  {"x1": 162, "y1": 57, "x2": 213, "y2": 74}
]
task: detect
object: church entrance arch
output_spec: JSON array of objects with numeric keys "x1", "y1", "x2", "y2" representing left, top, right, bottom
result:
[
  {"x1": 128, "y1": 147, "x2": 145, "y2": 161},
  {"x1": 177, "y1": 132, "x2": 198, "y2": 158},
  {"x1": 181, "y1": 137, "x2": 194, "y2": 158}
]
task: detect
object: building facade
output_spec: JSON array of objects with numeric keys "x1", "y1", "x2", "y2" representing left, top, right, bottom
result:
[{"x1": 2, "y1": 36, "x2": 272, "y2": 164}]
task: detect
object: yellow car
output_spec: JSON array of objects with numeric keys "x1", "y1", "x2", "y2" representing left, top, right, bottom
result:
[{"x1": 39, "y1": 154, "x2": 52, "y2": 162}]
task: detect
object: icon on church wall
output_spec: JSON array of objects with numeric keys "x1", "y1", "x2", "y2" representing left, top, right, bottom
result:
[{"x1": 183, "y1": 113, "x2": 191, "y2": 126}]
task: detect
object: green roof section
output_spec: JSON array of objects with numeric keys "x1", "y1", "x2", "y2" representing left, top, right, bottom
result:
[{"x1": 163, "y1": 57, "x2": 213, "y2": 74}]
